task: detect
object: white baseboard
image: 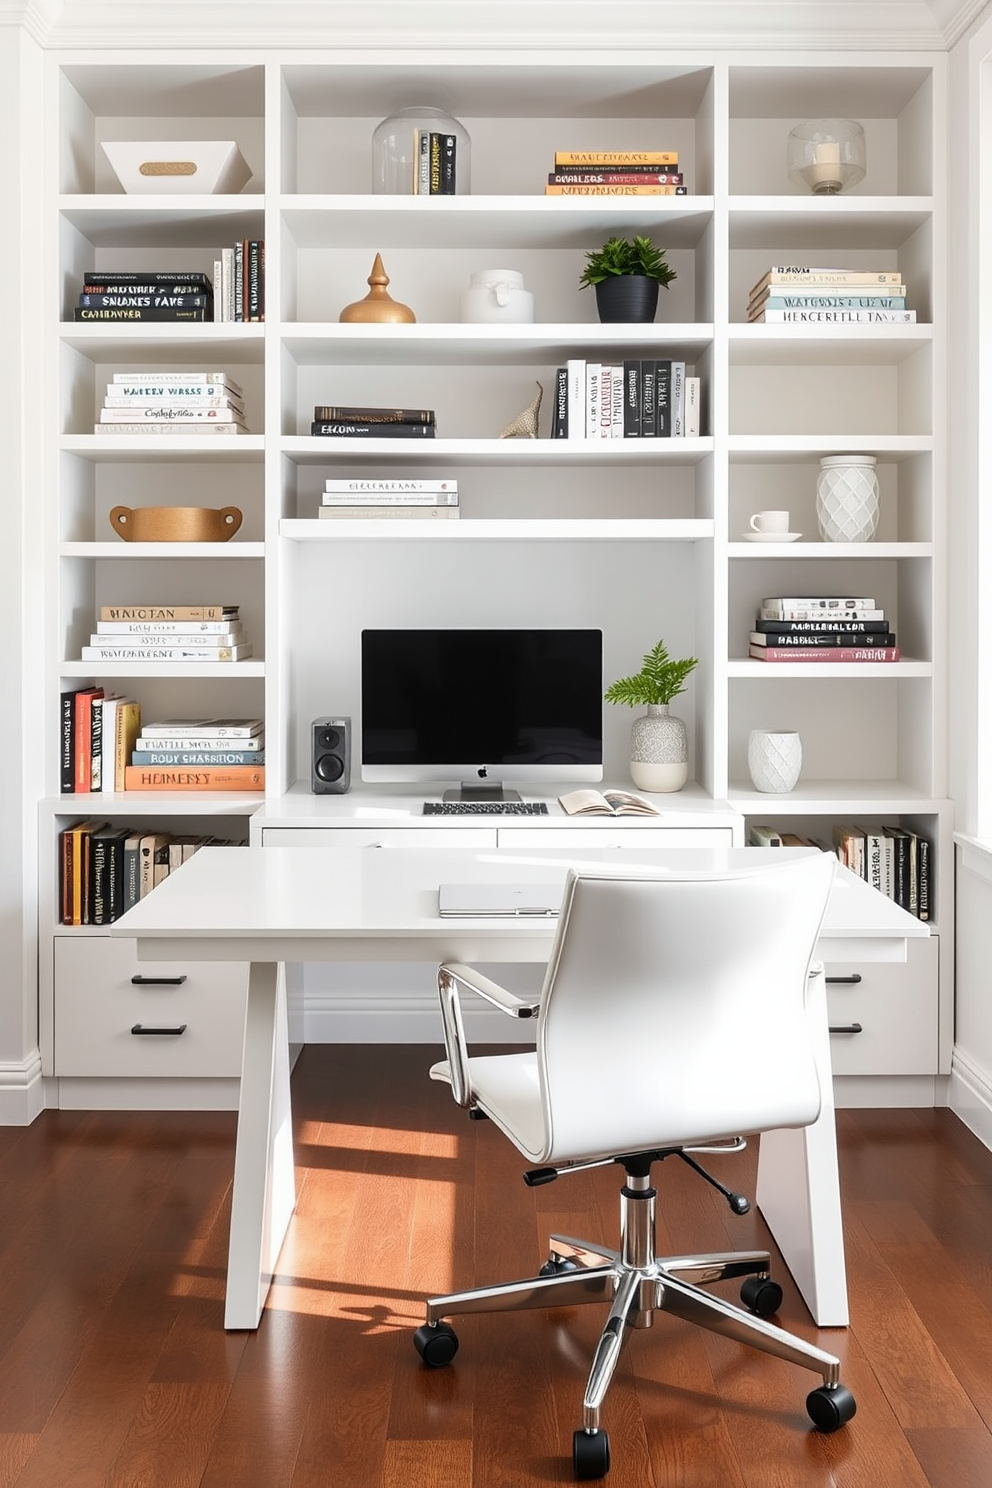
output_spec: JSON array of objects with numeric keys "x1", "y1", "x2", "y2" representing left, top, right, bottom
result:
[
  {"x1": 54, "y1": 1076, "x2": 241, "y2": 1111},
  {"x1": 948, "y1": 1050, "x2": 992, "y2": 1151},
  {"x1": 0, "y1": 1051, "x2": 48, "y2": 1125}
]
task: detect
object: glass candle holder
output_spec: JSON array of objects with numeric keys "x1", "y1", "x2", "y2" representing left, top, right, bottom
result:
[
  {"x1": 787, "y1": 119, "x2": 866, "y2": 195},
  {"x1": 372, "y1": 106, "x2": 471, "y2": 195}
]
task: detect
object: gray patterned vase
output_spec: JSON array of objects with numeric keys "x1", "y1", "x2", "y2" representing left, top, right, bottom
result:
[{"x1": 629, "y1": 704, "x2": 688, "y2": 792}]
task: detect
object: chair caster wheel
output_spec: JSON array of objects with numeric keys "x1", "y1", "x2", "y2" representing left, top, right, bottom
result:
[
  {"x1": 573, "y1": 1427, "x2": 610, "y2": 1480},
  {"x1": 740, "y1": 1275, "x2": 783, "y2": 1317},
  {"x1": 413, "y1": 1320, "x2": 459, "y2": 1368},
  {"x1": 806, "y1": 1382, "x2": 857, "y2": 1432},
  {"x1": 540, "y1": 1254, "x2": 581, "y2": 1277}
]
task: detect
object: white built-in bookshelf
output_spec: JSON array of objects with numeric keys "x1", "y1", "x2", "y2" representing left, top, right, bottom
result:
[{"x1": 42, "y1": 52, "x2": 950, "y2": 1108}]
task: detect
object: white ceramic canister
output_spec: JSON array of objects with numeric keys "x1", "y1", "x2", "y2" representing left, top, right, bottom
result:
[{"x1": 460, "y1": 268, "x2": 535, "y2": 324}]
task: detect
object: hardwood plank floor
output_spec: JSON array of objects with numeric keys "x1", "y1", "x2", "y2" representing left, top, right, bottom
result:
[{"x1": 1, "y1": 1047, "x2": 991, "y2": 1487}]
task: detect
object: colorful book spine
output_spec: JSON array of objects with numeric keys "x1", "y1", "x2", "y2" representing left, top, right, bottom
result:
[
  {"x1": 753, "y1": 296, "x2": 907, "y2": 311},
  {"x1": 547, "y1": 171, "x2": 683, "y2": 185},
  {"x1": 554, "y1": 151, "x2": 678, "y2": 166},
  {"x1": 123, "y1": 766, "x2": 265, "y2": 791},
  {"x1": 754, "y1": 309, "x2": 916, "y2": 324},
  {"x1": 749, "y1": 646, "x2": 900, "y2": 662},
  {"x1": 544, "y1": 184, "x2": 687, "y2": 195},
  {"x1": 130, "y1": 750, "x2": 265, "y2": 766}
]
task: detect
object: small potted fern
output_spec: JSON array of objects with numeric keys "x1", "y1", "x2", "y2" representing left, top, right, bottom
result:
[
  {"x1": 605, "y1": 639, "x2": 698, "y2": 791},
  {"x1": 578, "y1": 234, "x2": 677, "y2": 323}
]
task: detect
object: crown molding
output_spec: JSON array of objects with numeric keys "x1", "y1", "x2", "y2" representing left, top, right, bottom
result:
[{"x1": 0, "y1": 0, "x2": 985, "y2": 50}]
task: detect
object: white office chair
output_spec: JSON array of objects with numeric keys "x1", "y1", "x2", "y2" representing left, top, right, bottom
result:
[{"x1": 413, "y1": 852, "x2": 856, "y2": 1480}]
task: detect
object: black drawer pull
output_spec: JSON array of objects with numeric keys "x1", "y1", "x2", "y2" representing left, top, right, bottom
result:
[
  {"x1": 131, "y1": 974, "x2": 188, "y2": 986},
  {"x1": 130, "y1": 1023, "x2": 188, "y2": 1036},
  {"x1": 825, "y1": 974, "x2": 862, "y2": 985},
  {"x1": 829, "y1": 1023, "x2": 864, "y2": 1035}
]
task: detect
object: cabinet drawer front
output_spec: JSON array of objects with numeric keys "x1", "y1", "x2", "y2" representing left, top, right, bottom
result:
[
  {"x1": 824, "y1": 936, "x2": 938, "y2": 1076},
  {"x1": 259, "y1": 827, "x2": 497, "y2": 849},
  {"x1": 54, "y1": 937, "x2": 247, "y2": 1078},
  {"x1": 496, "y1": 828, "x2": 735, "y2": 849}
]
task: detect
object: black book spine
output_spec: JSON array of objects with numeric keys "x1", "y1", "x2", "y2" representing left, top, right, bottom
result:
[
  {"x1": 81, "y1": 284, "x2": 214, "y2": 297},
  {"x1": 90, "y1": 833, "x2": 109, "y2": 926},
  {"x1": 312, "y1": 406, "x2": 435, "y2": 423},
  {"x1": 640, "y1": 360, "x2": 657, "y2": 436},
  {"x1": 553, "y1": 367, "x2": 569, "y2": 438},
  {"x1": 82, "y1": 270, "x2": 212, "y2": 286},
  {"x1": 916, "y1": 836, "x2": 931, "y2": 920},
  {"x1": 655, "y1": 359, "x2": 672, "y2": 437},
  {"x1": 107, "y1": 833, "x2": 126, "y2": 923},
  {"x1": 60, "y1": 690, "x2": 76, "y2": 794},
  {"x1": 73, "y1": 307, "x2": 209, "y2": 321},
  {"x1": 78, "y1": 293, "x2": 211, "y2": 308},
  {"x1": 311, "y1": 421, "x2": 436, "y2": 438},
  {"x1": 247, "y1": 241, "x2": 263, "y2": 322},
  {"x1": 756, "y1": 631, "x2": 897, "y2": 648},
  {"x1": 622, "y1": 360, "x2": 640, "y2": 437},
  {"x1": 440, "y1": 134, "x2": 456, "y2": 194},
  {"x1": 753, "y1": 618, "x2": 890, "y2": 634}
]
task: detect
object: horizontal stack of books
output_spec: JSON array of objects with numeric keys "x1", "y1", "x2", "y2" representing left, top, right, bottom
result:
[
  {"x1": 58, "y1": 821, "x2": 246, "y2": 925},
  {"x1": 747, "y1": 266, "x2": 914, "y2": 325},
  {"x1": 553, "y1": 358, "x2": 700, "y2": 439},
  {"x1": 310, "y1": 404, "x2": 437, "y2": 439},
  {"x1": 124, "y1": 717, "x2": 265, "y2": 792},
  {"x1": 212, "y1": 239, "x2": 265, "y2": 322},
  {"x1": 319, "y1": 477, "x2": 459, "y2": 520},
  {"x1": 95, "y1": 372, "x2": 248, "y2": 435},
  {"x1": 545, "y1": 150, "x2": 686, "y2": 196},
  {"x1": 81, "y1": 604, "x2": 252, "y2": 663},
  {"x1": 74, "y1": 270, "x2": 213, "y2": 323},
  {"x1": 749, "y1": 596, "x2": 899, "y2": 662}
]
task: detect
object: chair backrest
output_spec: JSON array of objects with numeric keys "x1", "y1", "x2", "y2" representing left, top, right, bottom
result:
[{"x1": 534, "y1": 852, "x2": 836, "y2": 1165}]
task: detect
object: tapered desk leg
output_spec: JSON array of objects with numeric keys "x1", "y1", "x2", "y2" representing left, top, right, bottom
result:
[
  {"x1": 224, "y1": 961, "x2": 296, "y2": 1330},
  {"x1": 755, "y1": 971, "x2": 849, "y2": 1327}
]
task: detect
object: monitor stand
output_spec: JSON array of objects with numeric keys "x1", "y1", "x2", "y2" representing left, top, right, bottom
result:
[{"x1": 443, "y1": 783, "x2": 523, "y2": 803}]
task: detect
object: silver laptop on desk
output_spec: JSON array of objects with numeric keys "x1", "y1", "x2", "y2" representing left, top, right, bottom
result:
[{"x1": 438, "y1": 882, "x2": 563, "y2": 917}]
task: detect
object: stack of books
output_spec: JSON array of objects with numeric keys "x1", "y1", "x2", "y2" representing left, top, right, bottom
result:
[
  {"x1": 212, "y1": 239, "x2": 265, "y2": 322},
  {"x1": 833, "y1": 823, "x2": 931, "y2": 919},
  {"x1": 124, "y1": 717, "x2": 265, "y2": 793},
  {"x1": 74, "y1": 270, "x2": 213, "y2": 323},
  {"x1": 747, "y1": 266, "x2": 914, "y2": 325},
  {"x1": 310, "y1": 404, "x2": 437, "y2": 439},
  {"x1": 749, "y1": 596, "x2": 899, "y2": 662},
  {"x1": 59, "y1": 686, "x2": 141, "y2": 794},
  {"x1": 58, "y1": 821, "x2": 246, "y2": 925},
  {"x1": 545, "y1": 150, "x2": 686, "y2": 196},
  {"x1": 95, "y1": 372, "x2": 248, "y2": 435},
  {"x1": 553, "y1": 358, "x2": 700, "y2": 439},
  {"x1": 81, "y1": 604, "x2": 252, "y2": 663},
  {"x1": 319, "y1": 477, "x2": 459, "y2": 520}
]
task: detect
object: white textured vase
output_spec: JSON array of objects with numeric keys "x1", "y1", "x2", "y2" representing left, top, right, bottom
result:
[
  {"x1": 747, "y1": 729, "x2": 803, "y2": 794},
  {"x1": 630, "y1": 704, "x2": 688, "y2": 792},
  {"x1": 815, "y1": 454, "x2": 880, "y2": 542}
]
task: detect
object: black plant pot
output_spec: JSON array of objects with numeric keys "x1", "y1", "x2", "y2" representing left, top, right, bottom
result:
[{"x1": 594, "y1": 275, "x2": 660, "y2": 324}]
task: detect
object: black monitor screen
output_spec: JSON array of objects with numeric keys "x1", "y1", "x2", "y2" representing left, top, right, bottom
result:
[{"x1": 361, "y1": 628, "x2": 604, "y2": 782}]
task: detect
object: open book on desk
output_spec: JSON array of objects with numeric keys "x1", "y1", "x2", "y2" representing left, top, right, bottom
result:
[{"x1": 558, "y1": 789, "x2": 660, "y2": 818}]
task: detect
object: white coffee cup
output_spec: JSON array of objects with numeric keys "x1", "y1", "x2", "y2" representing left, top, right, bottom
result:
[{"x1": 749, "y1": 510, "x2": 791, "y2": 535}]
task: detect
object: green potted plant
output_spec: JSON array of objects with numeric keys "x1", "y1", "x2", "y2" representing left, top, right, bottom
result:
[
  {"x1": 578, "y1": 235, "x2": 677, "y2": 323},
  {"x1": 605, "y1": 639, "x2": 698, "y2": 791}
]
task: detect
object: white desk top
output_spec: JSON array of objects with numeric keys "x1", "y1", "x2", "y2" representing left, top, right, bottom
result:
[{"x1": 113, "y1": 844, "x2": 928, "y2": 962}]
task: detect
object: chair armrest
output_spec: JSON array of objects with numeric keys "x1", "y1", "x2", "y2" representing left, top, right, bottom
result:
[{"x1": 436, "y1": 962, "x2": 541, "y2": 1109}]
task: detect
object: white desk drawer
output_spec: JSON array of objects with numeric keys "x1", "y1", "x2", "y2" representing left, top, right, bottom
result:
[
  {"x1": 54, "y1": 936, "x2": 247, "y2": 1078},
  {"x1": 496, "y1": 827, "x2": 735, "y2": 849},
  {"x1": 824, "y1": 935, "x2": 938, "y2": 1076},
  {"x1": 259, "y1": 827, "x2": 497, "y2": 849}
]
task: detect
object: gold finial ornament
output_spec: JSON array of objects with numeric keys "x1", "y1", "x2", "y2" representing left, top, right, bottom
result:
[{"x1": 338, "y1": 252, "x2": 416, "y2": 323}]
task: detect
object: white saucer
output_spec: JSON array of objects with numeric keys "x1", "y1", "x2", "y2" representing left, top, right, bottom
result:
[{"x1": 742, "y1": 532, "x2": 802, "y2": 542}]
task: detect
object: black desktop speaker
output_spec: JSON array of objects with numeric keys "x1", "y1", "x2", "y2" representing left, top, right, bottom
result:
[{"x1": 311, "y1": 716, "x2": 351, "y2": 794}]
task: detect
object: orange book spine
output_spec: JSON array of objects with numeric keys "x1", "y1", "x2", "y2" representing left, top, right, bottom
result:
[{"x1": 123, "y1": 765, "x2": 265, "y2": 791}]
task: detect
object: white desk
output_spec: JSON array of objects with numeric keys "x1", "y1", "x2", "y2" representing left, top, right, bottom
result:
[{"x1": 113, "y1": 843, "x2": 928, "y2": 1331}]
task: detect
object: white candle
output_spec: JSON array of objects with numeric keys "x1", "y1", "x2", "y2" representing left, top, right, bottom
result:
[{"x1": 808, "y1": 140, "x2": 842, "y2": 188}]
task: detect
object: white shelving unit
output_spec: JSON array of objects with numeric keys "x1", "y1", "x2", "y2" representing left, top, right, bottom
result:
[{"x1": 41, "y1": 50, "x2": 950, "y2": 1108}]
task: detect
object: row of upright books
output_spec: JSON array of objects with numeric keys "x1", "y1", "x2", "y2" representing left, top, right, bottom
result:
[
  {"x1": 95, "y1": 371, "x2": 248, "y2": 436},
  {"x1": 749, "y1": 596, "x2": 898, "y2": 662},
  {"x1": 747, "y1": 825, "x2": 930, "y2": 920},
  {"x1": 319, "y1": 477, "x2": 459, "y2": 520},
  {"x1": 310, "y1": 405, "x2": 436, "y2": 439},
  {"x1": 73, "y1": 247, "x2": 265, "y2": 324},
  {"x1": 545, "y1": 150, "x2": 687, "y2": 197},
  {"x1": 80, "y1": 604, "x2": 253, "y2": 662},
  {"x1": 58, "y1": 822, "x2": 246, "y2": 926},
  {"x1": 747, "y1": 266, "x2": 915, "y2": 326},
  {"x1": 61, "y1": 689, "x2": 265, "y2": 795},
  {"x1": 553, "y1": 358, "x2": 700, "y2": 439}
]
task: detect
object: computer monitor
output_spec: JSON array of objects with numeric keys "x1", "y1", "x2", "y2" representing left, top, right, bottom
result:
[{"x1": 361, "y1": 628, "x2": 604, "y2": 798}]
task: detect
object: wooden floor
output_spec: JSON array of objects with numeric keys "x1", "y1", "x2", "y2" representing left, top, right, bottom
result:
[{"x1": 1, "y1": 1047, "x2": 992, "y2": 1487}]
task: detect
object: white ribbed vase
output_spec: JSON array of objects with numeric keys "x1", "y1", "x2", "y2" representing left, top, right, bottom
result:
[
  {"x1": 747, "y1": 729, "x2": 803, "y2": 794},
  {"x1": 630, "y1": 704, "x2": 688, "y2": 792},
  {"x1": 815, "y1": 454, "x2": 879, "y2": 542}
]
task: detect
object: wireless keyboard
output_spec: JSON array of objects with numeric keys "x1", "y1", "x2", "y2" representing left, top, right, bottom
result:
[{"x1": 423, "y1": 801, "x2": 550, "y2": 816}]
